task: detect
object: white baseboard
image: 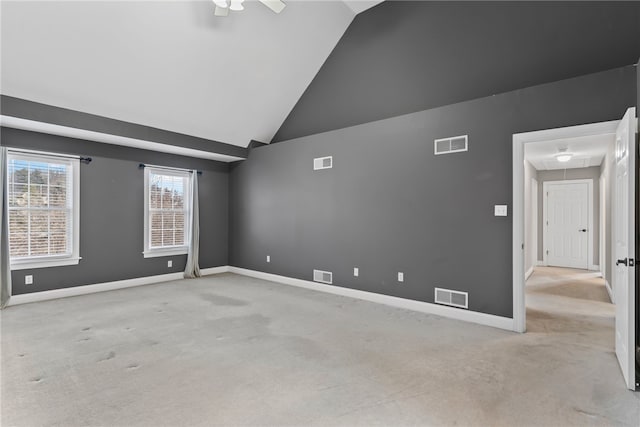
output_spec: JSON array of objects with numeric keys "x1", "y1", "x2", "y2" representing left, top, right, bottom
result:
[
  {"x1": 6, "y1": 265, "x2": 515, "y2": 332},
  {"x1": 589, "y1": 264, "x2": 600, "y2": 272},
  {"x1": 228, "y1": 267, "x2": 515, "y2": 332},
  {"x1": 525, "y1": 266, "x2": 534, "y2": 280},
  {"x1": 200, "y1": 266, "x2": 230, "y2": 275},
  {"x1": 7, "y1": 266, "x2": 230, "y2": 307},
  {"x1": 536, "y1": 260, "x2": 546, "y2": 266},
  {"x1": 605, "y1": 279, "x2": 614, "y2": 304}
]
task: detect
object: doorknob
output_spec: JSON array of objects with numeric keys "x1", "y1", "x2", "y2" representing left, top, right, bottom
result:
[
  {"x1": 578, "y1": 229, "x2": 587, "y2": 232},
  {"x1": 616, "y1": 258, "x2": 628, "y2": 266}
]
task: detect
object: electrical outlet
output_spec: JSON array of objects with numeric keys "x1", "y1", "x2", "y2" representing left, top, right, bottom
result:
[
  {"x1": 266, "y1": 255, "x2": 271, "y2": 263},
  {"x1": 167, "y1": 260, "x2": 172, "y2": 268},
  {"x1": 25, "y1": 275, "x2": 33, "y2": 285},
  {"x1": 398, "y1": 272, "x2": 404, "y2": 282},
  {"x1": 353, "y1": 267, "x2": 359, "y2": 277}
]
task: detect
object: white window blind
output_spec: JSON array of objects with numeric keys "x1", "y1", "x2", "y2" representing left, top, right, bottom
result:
[
  {"x1": 144, "y1": 167, "x2": 191, "y2": 257},
  {"x1": 7, "y1": 150, "x2": 80, "y2": 269}
]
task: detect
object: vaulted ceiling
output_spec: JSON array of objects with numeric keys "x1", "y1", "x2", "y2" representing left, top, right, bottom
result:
[
  {"x1": 2, "y1": 1, "x2": 638, "y2": 151},
  {"x1": 0, "y1": 1, "x2": 368, "y2": 148},
  {"x1": 273, "y1": 1, "x2": 640, "y2": 142}
]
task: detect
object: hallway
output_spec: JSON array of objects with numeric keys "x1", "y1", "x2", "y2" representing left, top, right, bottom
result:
[{"x1": 527, "y1": 266, "x2": 613, "y2": 335}]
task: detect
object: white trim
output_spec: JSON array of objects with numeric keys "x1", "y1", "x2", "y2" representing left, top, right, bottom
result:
[
  {"x1": 143, "y1": 167, "x2": 192, "y2": 258},
  {"x1": 525, "y1": 266, "x2": 534, "y2": 280},
  {"x1": 200, "y1": 266, "x2": 230, "y2": 275},
  {"x1": 228, "y1": 267, "x2": 514, "y2": 331},
  {"x1": 7, "y1": 150, "x2": 81, "y2": 271},
  {"x1": 542, "y1": 179, "x2": 594, "y2": 270},
  {"x1": 142, "y1": 249, "x2": 188, "y2": 258},
  {"x1": 605, "y1": 279, "x2": 614, "y2": 304},
  {"x1": 513, "y1": 119, "x2": 620, "y2": 334},
  {"x1": 6, "y1": 147, "x2": 80, "y2": 160},
  {"x1": 6, "y1": 272, "x2": 184, "y2": 306},
  {"x1": 536, "y1": 260, "x2": 546, "y2": 266},
  {"x1": 514, "y1": 120, "x2": 619, "y2": 145},
  {"x1": 589, "y1": 264, "x2": 600, "y2": 272},
  {"x1": 0, "y1": 115, "x2": 245, "y2": 163},
  {"x1": 6, "y1": 266, "x2": 231, "y2": 306},
  {"x1": 5, "y1": 265, "x2": 514, "y2": 331},
  {"x1": 11, "y1": 257, "x2": 81, "y2": 270},
  {"x1": 531, "y1": 177, "x2": 538, "y2": 276}
]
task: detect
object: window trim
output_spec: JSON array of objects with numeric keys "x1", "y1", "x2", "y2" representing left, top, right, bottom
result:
[
  {"x1": 143, "y1": 167, "x2": 191, "y2": 258},
  {"x1": 7, "y1": 149, "x2": 81, "y2": 270}
]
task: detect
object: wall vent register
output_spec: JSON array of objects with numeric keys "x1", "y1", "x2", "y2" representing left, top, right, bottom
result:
[
  {"x1": 434, "y1": 135, "x2": 468, "y2": 155},
  {"x1": 434, "y1": 287, "x2": 469, "y2": 309},
  {"x1": 313, "y1": 269, "x2": 333, "y2": 284},
  {"x1": 313, "y1": 156, "x2": 333, "y2": 170}
]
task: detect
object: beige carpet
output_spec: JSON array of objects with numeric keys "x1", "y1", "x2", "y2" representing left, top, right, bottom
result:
[{"x1": 1, "y1": 270, "x2": 639, "y2": 426}]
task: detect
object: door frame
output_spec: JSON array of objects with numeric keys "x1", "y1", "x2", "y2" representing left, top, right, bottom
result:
[
  {"x1": 512, "y1": 120, "x2": 619, "y2": 333},
  {"x1": 542, "y1": 179, "x2": 594, "y2": 270},
  {"x1": 531, "y1": 177, "x2": 538, "y2": 275}
]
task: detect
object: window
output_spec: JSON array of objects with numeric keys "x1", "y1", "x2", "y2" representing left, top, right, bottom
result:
[
  {"x1": 7, "y1": 150, "x2": 80, "y2": 270},
  {"x1": 143, "y1": 167, "x2": 191, "y2": 258}
]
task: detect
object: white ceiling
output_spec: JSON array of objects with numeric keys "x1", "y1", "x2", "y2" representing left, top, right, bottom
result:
[
  {"x1": 525, "y1": 133, "x2": 614, "y2": 171},
  {"x1": 343, "y1": 0, "x2": 385, "y2": 15},
  {"x1": 0, "y1": 1, "x2": 358, "y2": 148}
]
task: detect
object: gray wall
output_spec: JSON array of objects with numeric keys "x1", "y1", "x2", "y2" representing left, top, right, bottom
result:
[
  {"x1": 274, "y1": 1, "x2": 640, "y2": 142},
  {"x1": 230, "y1": 66, "x2": 636, "y2": 318},
  {"x1": 536, "y1": 166, "x2": 601, "y2": 266},
  {"x1": 1, "y1": 127, "x2": 229, "y2": 295},
  {"x1": 524, "y1": 160, "x2": 538, "y2": 273}
]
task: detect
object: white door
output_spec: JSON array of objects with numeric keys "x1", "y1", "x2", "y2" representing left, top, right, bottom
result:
[
  {"x1": 613, "y1": 107, "x2": 636, "y2": 390},
  {"x1": 545, "y1": 182, "x2": 590, "y2": 269}
]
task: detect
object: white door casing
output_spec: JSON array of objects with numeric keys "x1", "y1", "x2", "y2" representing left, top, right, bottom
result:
[
  {"x1": 532, "y1": 178, "x2": 538, "y2": 271},
  {"x1": 613, "y1": 107, "x2": 636, "y2": 391},
  {"x1": 513, "y1": 120, "x2": 620, "y2": 334},
  {"x1": 543, "y1": 180, "x2": 592, "y2": 270}
]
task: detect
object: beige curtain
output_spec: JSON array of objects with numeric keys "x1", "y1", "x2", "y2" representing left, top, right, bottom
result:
[
  {"x1": 1, "y1": 147, "x2": 11, "y2": 308},
  {"x1": 184, "y1": 170, "x2": 200, "y2": 278}
]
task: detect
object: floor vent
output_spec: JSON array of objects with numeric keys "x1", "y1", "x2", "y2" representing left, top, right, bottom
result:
[
  {"x1": 434, "y1": 287, "x2": 468, "y2": 309},
  {"x1": 313, "y1": 269, "x2": 333, "y2": 284},
  {"x1": 313, "y1": 156, "x2": 333, "y2": 170},
  {"x1": 434, "y1": 135, "x2": 468, "y2": 155}
]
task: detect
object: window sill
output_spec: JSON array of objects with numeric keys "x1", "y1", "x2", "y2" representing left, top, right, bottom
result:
[
  {"x1": 143, "y1": 248, "x2": 188, "y2": 258},
  {"x1": 11, "y1": 257, "x2": 81, "y2": 271}
]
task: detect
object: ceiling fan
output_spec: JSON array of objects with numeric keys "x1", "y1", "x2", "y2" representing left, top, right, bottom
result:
[{"x1": 213, "y1": 0, "x2": 287, "y2": 17}]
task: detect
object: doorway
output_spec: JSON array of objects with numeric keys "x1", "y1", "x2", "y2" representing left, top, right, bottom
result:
[{"x1": 513, "y1": 113, "x2": 638, "y2": 391}]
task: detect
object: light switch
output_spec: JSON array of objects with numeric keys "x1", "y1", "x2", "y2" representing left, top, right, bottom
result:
[
  {"x1": 494, "y1": 205, "x2": 508, "y2": 217},
  {"x1": 398, "y1": 272, "x2": 404, "y2": 282},
  {"x1": 353, "y1": 267, "x2": 359, "y2": 277},
  {"x1": 25, "y1": 275, "x2": 33, "y2": 285}
]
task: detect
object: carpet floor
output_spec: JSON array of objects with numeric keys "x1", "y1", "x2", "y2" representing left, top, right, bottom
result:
[{"x1": 1, "y1": 269, "x2": 639, "y2": 426}]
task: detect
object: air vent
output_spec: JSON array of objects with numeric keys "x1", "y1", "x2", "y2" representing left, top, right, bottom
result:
[
  {"x1": 313, "y1": 156, "x2": 333, "y2": 170},
  {"x1": 434, "y1": 287, "x2": 468, "y2": 309},
  {"x1": 313, "y1": 269, "x2": 333, "y2": 284},
  {"x1": 434, "y1": 135, "x2": 468, "y2": 155}
]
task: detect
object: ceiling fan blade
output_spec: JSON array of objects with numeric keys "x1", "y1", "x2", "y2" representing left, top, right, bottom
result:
[
  {"x1": 258, "y1": 0, "x2": 287, "y2": 14},
  {"x1": 214, "y1": 5, "x2": 229, "y2": 16}
]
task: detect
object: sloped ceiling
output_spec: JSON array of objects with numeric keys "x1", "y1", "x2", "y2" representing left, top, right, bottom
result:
[
  {"x1": 273, "y1": 1, "x2": 640, "y2": 142},
  {"x1": 0, "y1": 0, "x2": 355, "y2": 148},
  {"x1": 343, "y1": 0, "x2": 385, "y2": 15}
]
